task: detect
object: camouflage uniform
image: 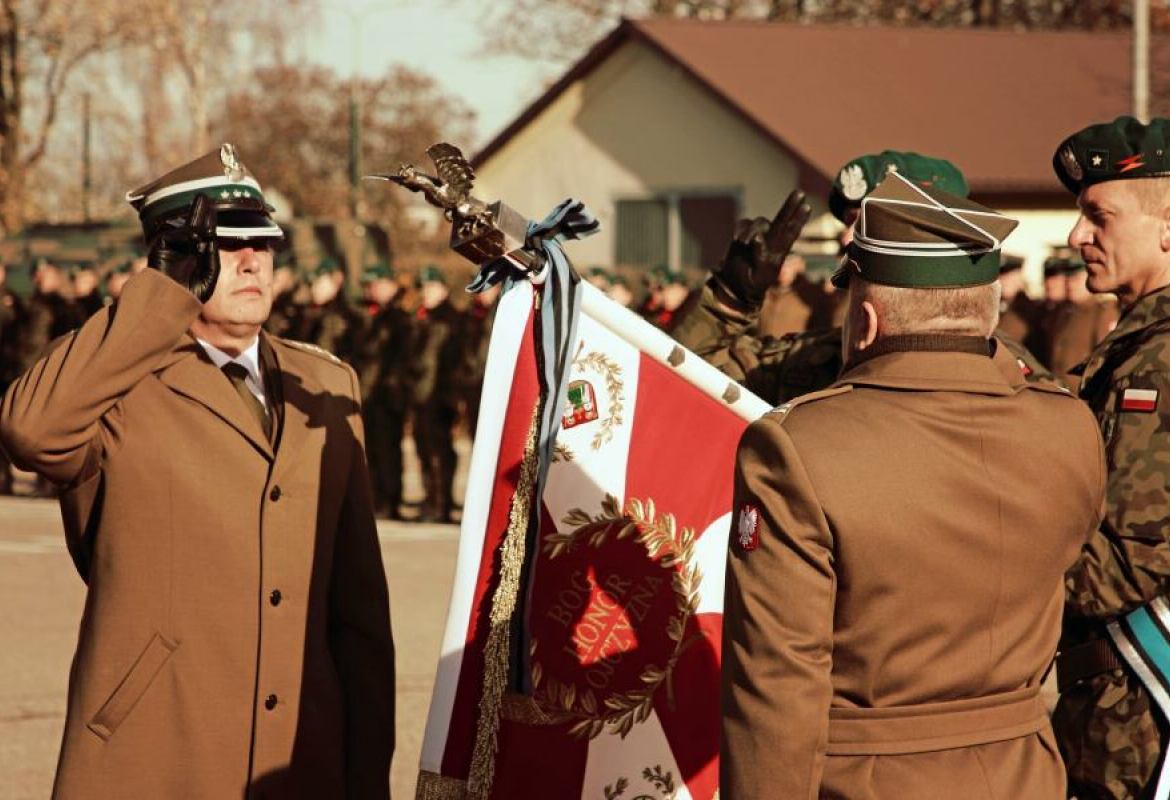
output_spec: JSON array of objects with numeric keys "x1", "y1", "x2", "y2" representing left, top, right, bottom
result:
[
  {"x1": 672, "y1": 283, "x2": 1055, "y2": 405},
  {"x1": 1055, "y1": 285, "x2": 1170, "y2": 799}
]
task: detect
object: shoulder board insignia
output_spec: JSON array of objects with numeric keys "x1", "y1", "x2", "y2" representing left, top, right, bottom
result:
[
  {"x1": 282, "y1": 339, "x2": 342, "y2": 364},
  {"x1": 766, "y1": 384, "x2": 852, "y2": 423},
  {"x1": 1023, "y1": 378, "x2": 1073, "y2": 396}
]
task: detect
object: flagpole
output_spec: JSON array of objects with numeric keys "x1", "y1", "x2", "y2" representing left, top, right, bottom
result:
[{"x1": 1135, "y1": 0, "x2": 1150, "y2": 123}]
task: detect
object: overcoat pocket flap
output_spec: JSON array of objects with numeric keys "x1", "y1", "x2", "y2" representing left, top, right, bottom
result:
[{"x1": 87, "y1": 633, "x2": 177, "y2": 740}]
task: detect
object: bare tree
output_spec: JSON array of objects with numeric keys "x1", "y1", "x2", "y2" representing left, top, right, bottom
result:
[{"x1": 0, "y1": 0, "x2": 148, "y2": 231}]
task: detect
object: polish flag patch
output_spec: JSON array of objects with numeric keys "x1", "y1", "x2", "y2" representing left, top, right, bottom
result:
[
  {"x1": 1121, "y1": 388, "x2": 1159, "y2": 412},
  {"x1": 1016, "y1": 358, "x2": 1033, "y2": 377},
  {"x1": 736, "y1": 504, "x2": 760, "y2": 552}
]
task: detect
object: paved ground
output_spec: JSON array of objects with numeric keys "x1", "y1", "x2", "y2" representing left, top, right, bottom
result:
[{"x1": 0, "y1": 496, "x2": 460, "y2": 800}]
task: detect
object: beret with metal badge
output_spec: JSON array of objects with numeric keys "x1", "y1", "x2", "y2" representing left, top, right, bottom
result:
[
  {"x1": 1053, "y1": 116, "x2": 1170, "y2": 194},
  {"x1": 829, "y1": 150, "x2": 969, "y2": 223}
]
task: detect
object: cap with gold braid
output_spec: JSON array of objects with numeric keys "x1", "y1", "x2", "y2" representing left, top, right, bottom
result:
[
  {"x1": 127, "y1": 143, "x2": 283, "y2": 243},
  {"x1": 831, "y1": 172, "x2": 1018, "y2": 289}
]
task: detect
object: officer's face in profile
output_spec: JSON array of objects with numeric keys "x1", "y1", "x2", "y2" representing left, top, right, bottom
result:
[
  {"x1": 1070, "y1": 181, "x2": 1169, "y2": 301},
  {"x1": 200, "y1": 238, "x2": 274, "y2": 332}
]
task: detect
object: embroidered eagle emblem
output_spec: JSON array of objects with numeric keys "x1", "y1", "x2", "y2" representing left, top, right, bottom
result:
[
  {"x1": 839, "y1": 164, "x2": 868, "y2": 201},
  {"x1": 736, "y1": 504, "x2": 760, "y2": 552}
]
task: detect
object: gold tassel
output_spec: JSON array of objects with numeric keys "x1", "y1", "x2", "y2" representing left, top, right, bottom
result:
[
  {"x1": 465, "y1": 400, "x2": 542, "y2": 799},
  {"x1": 415, "y1": 770, "x2": 469, "y2": 800}
]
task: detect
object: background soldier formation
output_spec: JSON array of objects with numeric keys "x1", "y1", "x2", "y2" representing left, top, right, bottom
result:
[{"x1": 0, "y1": 174, "x2": 1132, "y2": 514}]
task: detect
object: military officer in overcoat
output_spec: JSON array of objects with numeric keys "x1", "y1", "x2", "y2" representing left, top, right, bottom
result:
[
  {"x1": 720, "y1": 173, "x2": 1105, "y2": 799},
  {"x1": 1051, "y1": 116, "x2": 1170, "y2": 800},
  {"x1": 0, "y1": 144, "x2": 395, "y2": 799}
]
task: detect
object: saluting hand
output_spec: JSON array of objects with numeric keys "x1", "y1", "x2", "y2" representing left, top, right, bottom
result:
[
  {"x1": 147, "y1": 192, "x2": 220, "y2": 303},
  {"x1": 714, "y1": 189, "x2": 811, "y2": 309}
]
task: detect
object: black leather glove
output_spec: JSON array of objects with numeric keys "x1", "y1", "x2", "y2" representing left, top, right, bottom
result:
[
  {"x1": 147, "y1": 192, "x2": 220, "y2": 303},
  {"x1": 713, "y1": 189, "x2": 811, "y2": 310}
]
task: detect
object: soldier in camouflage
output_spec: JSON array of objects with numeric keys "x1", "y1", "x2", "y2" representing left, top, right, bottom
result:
[
  {"x1": 671, "y1": 151, "x2": 1053, "y2": 405},
  {"x1": 1051, "y1": 116, "x2": 1170, "y2": 799}
]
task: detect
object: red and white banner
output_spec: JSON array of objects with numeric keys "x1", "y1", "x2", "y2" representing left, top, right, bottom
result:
[{"x1": 416, "y1": 281, "x2": 769, "y2": 800}]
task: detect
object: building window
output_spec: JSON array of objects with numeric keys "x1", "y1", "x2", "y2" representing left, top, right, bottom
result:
[{"x1": 615, "y1": 191, "x2": 738, "y2": 273}]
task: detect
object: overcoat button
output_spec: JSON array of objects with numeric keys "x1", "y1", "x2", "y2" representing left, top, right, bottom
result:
[
  {"x1": 269, "y1": 486, "x2": 282, "y2": 502},
  {"x1": 270, "y1": 589, "x2": 282, "y2": 606},
  {"x1": 265, "y1": 694, "x2": 278, "y2": 710}
]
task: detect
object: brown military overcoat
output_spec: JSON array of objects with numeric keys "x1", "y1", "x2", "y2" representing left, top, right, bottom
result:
[
  {"x1": 0, "y1": 270, "x2": 395, "y2": 799},
  {"x1": 721, "y1": 338, "x2": 1105, "y2": 799}
]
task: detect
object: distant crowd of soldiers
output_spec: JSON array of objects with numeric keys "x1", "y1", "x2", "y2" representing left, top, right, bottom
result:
[
  {"x1": 612, "y1": 244, "x2": 1116, "y2": 384},
  {"x1": 0, "y1": 242, "x2": 1112, "y2": 511}
]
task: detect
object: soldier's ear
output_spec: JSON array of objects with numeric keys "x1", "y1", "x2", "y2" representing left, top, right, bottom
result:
[
  {"x1": 1159, "y1": 207, "x2": 1170, "y2": 253},
  {"x1": 858, "y1": 300, "x2": 879, "y2": 350}
]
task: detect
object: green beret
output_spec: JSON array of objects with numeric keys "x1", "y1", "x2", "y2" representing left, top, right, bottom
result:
[
  {"x1": 1053, "y1": 116, "x2": 1170, "y2": 194},
  {"x1": 829, "y1": 150, "x2": 969, "y2": 223},
  {"x1": 586, "y1": 265, "x2": 613, "y2": 284},
  {"x1": 1043, "y1": 246, "x2": 1084, "y2": 275},
  {"x1": 998, "y1": 254, "x2": 1025, "y2": 275},
  {"x1": 419, "y1": 264, "x2": 447, "y2": 285},
  {"x1": 311, "y1": 256, "x2": 341, "y2": 279},
  {"x1": 831, "y1": 172, "x2": 1017, "y2": 289},
  {"x1": 645, "y1": 264, "x2": 671, "y2": 287},
  {"x1": 361, "y1": 261, "x2": 394, "y2": 283}
]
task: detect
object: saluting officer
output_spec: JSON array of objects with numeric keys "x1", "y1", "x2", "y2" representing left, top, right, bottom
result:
[
  {"x1": 721, "y1": 172, "x2": 1104, "y2": 799},
  {"x1": 0, "y1": 144, "x2": 394, "y2": 798},
  {"x1": 1051, "y1": 116, "x2": 1170, "y2": 800}
]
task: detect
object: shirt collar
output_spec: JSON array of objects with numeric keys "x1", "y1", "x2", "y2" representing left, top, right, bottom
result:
[{"x1": 196, "y1": 336, "x2": 262, "y2": 386}]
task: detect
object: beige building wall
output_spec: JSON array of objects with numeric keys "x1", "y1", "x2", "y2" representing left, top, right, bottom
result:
[
  {"x1": 1000, "y1": 208, "x2": 1080, "y2": 295},
  {"x1": 475, "y1": 39, "x2": 824, "y2": 270}
]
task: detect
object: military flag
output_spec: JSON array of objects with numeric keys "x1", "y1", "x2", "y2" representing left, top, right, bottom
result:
[{"x1": 415, "y1": 276, "x2": 770, "y2": 800}]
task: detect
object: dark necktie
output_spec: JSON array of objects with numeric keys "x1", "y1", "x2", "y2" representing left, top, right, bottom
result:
[{"x1": 222, "y1": 362, "x2": 272, "y2": 441}]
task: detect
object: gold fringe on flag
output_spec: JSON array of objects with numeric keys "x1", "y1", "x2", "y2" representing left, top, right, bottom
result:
[
  {"x1": 466, "y1": 400, "x2": 542, "y2": 800},
  {"x1": 415, "y1": 770, "x2": 468, "y2": 800}
]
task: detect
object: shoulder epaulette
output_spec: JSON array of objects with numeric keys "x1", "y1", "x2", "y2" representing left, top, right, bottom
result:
[
  {"x1": 765, "y1": 384, "x2": 853, "y2": 424},
  {"x1": 280, "y1": 338, "x2": 343, "y2": 365},
  {"x1": 1022, "y1": 378, "x2": 1075, "y2": 397}
]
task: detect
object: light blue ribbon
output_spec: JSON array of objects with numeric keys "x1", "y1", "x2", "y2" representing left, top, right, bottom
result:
[{"x1": 467, "y1": 198, "x2": 599, "y2": 691}]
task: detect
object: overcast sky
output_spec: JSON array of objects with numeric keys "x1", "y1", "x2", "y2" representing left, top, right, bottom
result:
[{"x1": 305, "y1": 1, "x2": 560, "y2": 149}]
